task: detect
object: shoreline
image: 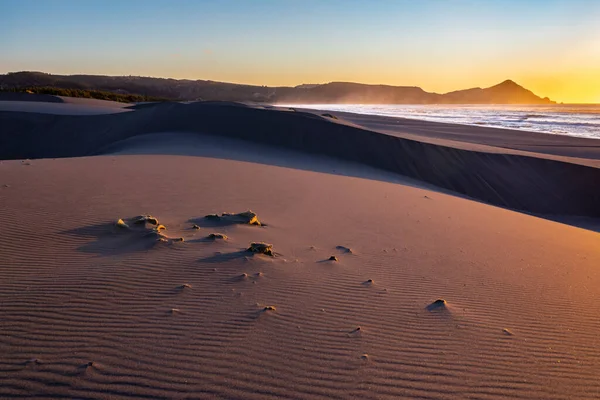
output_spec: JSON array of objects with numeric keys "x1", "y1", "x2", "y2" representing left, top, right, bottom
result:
[
  {"x1": 277, "y1": 105, "x2": 600, "y2": 161},
  {"x1": 279, "y1": 103, "x2": 600, "y2": 141}
]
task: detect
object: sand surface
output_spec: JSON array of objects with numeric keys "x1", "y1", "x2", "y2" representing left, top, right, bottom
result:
[
  {"x1": 1, "y1": 99, "x2": 600, "y2": 399},
  {"x1": 3, "y1": 101, "x2": 600, "y2": 216},
  {"x1": 0, "y1": 100, "x2": 131, "y2": 115}
]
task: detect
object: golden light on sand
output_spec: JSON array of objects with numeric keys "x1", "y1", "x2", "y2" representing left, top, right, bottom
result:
[
  {"x1": 2, "y1": 97, "x2": 600, "y2": 399},
  {"x1": 2, "y1": 0, "x2": 600, "y2": 397}
]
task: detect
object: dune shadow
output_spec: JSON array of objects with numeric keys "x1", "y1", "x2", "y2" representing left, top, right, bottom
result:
[
  {"x1": 425, "y1": 299, "x2": 452, "y2": 314},
  {"x1": 161, "y1": 284, "x2": 193, "y2": 296},
  {"x1": 221, "y1": 306, "x2": 274, "y2": 326},
  {"x1": 335, "y1": 245, "x2": 354, "y2": 254},
  {"x1": 541, "y1": 215, "x2": 600, "y2": 234},
  {"x1": 250, "y1": 307, "x2": 276, "y2": 320},
  {"x1": 60, "y1": 221, "x2": 170, "y2": 255},
  {"x1": 224, "y1": 272, "x2": 264, "y2": 285},
  {"x1": 226, "y1": 273, "x2": 251, "y2": 283},
  {"x1": 101, "y1": 132, "x2": 424, "y2": 190},
  {"x1": 317, "y1": 257, "x2": 340, "y2": 263},
  {"x1": 200, "y1": 249, "x2": 275, "y2": 264},
  {"x1": 188, "y1": 211, "x2": 264, "y2": 229},
  {"x1": 188, "y1": 217, "x2": 249, "y2": 229},
  {"x1": 0, "y1": 92, "x2": 65, "y2": 103},
  {"x1": 198, "y1": 250, "x2": 251, "y2": 264},
  {"x1": 5, "y1": 100, "x2": 600, "y2": 234},
  {"x1": 186, "y1": 235, "x2": 229, "y2": 244}
]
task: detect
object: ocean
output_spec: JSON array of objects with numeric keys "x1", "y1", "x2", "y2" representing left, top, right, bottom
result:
[{"x1": 284, "y1": 104, "x2": 600, "y2": 140}]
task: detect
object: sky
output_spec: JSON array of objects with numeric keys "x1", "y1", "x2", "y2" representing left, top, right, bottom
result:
[{"x1": 1, "y1": 0, "x2": 599, "y2": 103}]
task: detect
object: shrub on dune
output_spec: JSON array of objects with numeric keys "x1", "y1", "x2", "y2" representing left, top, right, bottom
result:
[
  {"x1": 247, "y1": 242, "x2": 274, "y2": 256},
  {"x1": 204, "y1": 210, "x2": 262, "y2": 226},
  {"x1": 207, "y1": 233, "x2": 228, "y2": 240}
]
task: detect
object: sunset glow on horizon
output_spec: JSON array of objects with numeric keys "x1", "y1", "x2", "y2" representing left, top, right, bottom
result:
[{"x1": 2, "y1": 0, "x2": 599, "y2": 103}]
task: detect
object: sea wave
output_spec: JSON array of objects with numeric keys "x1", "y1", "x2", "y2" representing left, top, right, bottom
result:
[{"x1": 284, "y1": 104, "x2": 600, "y2": 140}]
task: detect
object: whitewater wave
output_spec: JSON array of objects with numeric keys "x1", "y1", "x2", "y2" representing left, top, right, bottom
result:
[{"x1": 282, "y1": 104, "x2": 600, "y2": 140}]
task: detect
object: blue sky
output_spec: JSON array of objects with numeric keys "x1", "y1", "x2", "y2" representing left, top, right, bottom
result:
[{"x1": 1, "y1": 0, "x2": 599, "y2": 102}]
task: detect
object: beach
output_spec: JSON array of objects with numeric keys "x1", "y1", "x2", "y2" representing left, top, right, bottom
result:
[
  {"x1": 1, "y1": 96, "x2": 599, "y2": 399},
  {"x1": 281, "y1": 104, "x2": 600, "y2": 140}
]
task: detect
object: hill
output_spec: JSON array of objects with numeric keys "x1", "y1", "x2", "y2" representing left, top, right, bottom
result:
[
  {"x1": 0, "y1": 86, "x2": 170, "y2": 103},
  {"x1": 441, "y1": 80, "x2": 554, "y2": 104},
  {"x1": 0, "y1": 72, "x2": 555, "y2": 104}
]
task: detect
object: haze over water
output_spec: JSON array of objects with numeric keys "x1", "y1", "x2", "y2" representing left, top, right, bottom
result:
[{"x1": 287, "y1": 104, "x2": 600, "y2": 139}]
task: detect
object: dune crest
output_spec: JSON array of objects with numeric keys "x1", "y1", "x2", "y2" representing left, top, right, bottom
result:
[{"x1": 2, "y1": 101, "x2": 600, "y2": 216}]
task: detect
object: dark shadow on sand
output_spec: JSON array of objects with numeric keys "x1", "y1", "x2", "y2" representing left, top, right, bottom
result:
[
  {"x1": 186, "y1": 235, "x2": 229, "y2": 244},
  {"x1": 188, "y1": 212, "x2": 265, "y2": 229},
  {"x1": 60, "y1": 222, "x2": 168, "y2": 255},
  {"x1": 199, "y1": 249, "x2": 275, "y2": 264},
  {"x1": 4, "y1": 102, "x2": 600, "y2": 232},
  {"x1": 541, "y1": 215, "x2": 600, "y2": 234},
  {"x1": 198, "y1": 250, "x2": 251, "y2": 264},
  {"x1": 113, "y1": 133, "x2": 423, "y2": 189}
]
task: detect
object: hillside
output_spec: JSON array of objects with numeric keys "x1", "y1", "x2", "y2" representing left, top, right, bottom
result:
[
  {"x1": 0, "y1": 72, "x2": 555, "y2": 104},
  {"x1": 442, "y1": 80, "x2": 554, "y2": 104}
]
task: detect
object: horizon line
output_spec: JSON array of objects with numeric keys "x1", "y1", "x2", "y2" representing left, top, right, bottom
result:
[{"x1": 1, "y1": 70, "x2": 544, "y2": 98}]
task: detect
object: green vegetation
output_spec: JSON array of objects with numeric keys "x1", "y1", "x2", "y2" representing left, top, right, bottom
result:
[{"x1": 1, "y1": 86, "x2": 171, "y2": 103}]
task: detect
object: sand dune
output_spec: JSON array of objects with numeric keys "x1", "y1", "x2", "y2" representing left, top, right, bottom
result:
[
  {"x1": 0, "y1": 101, "x2": 132, "y2": 115},
  {"x1": 1, "y1": 101, "x2": 600, "y2": 216},
  {"x1": 1, "y1": 151, "x2": 600, "y2": 399},
  {"x1": 0, "y1": 92, "x2": 133, "y2": 108},
  {"x1": 0, "y1": 94, "x2": 132, "y2": 115},
  {"x1": 0, "y1": 92, "x2": 66, "y2": 103},
  {"x1": 1, "y1": 98, "x2": 600, "y2": 399}
]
